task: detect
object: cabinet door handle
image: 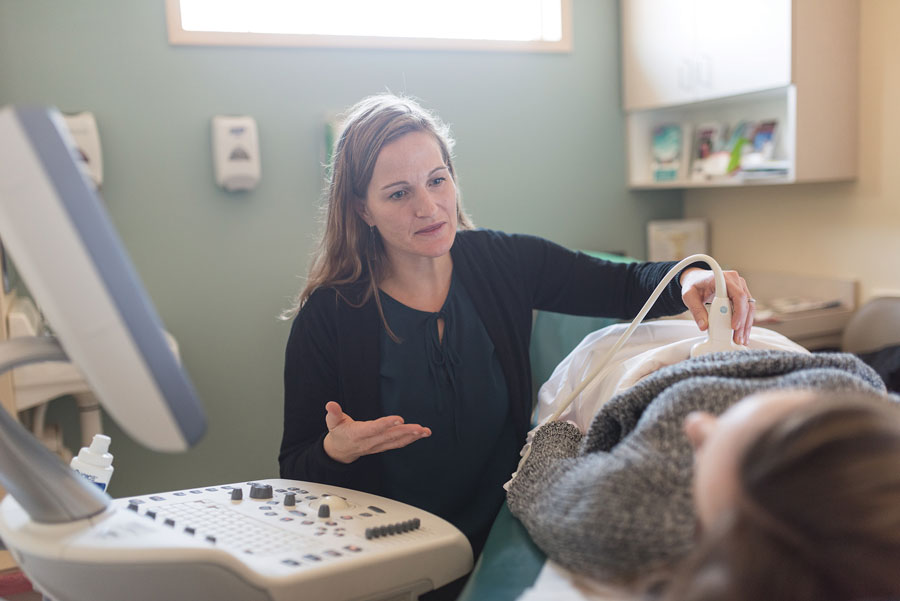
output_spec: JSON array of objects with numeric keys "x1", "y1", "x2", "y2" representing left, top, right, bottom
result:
[
  {"x1": 678, "y1": 58, "x2": 694, "y2": 91},
  {"x1": 698, "y1": 54, "x2": 713, "y2": 88}
]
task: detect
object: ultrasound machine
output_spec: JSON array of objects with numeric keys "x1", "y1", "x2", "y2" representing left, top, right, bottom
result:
[{"x1": 0, "y1": 106, "x2": 473, "y2": 601}]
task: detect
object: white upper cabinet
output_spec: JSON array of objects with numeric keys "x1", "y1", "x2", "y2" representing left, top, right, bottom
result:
[
  {"x1": 621, "y1": 0, "x2": 859, "y2": 189},
  {"x1": 622, "y1": 0, "x2": 793, "y2": 110},
  {"x1": 622, "y1": 1, "x2": 696, "y2": 109}
]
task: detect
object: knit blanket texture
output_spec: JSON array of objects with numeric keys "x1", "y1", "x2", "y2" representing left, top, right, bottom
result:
[{"x1": 506, "y1": 350, "x2": 890, "y2": 581}]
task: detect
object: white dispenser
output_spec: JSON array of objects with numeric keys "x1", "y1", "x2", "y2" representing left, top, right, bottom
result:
[
  {"x1": 211, "y1": 115, "x2": 261, "y2": 191},
  {"x1": 70, "y1": 434, "x2": 114, "y2": 491},
  {"x1": 62, "y1": 111, "x2": 103, "y2": 189}
]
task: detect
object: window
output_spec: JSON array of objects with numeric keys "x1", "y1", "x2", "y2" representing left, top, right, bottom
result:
[{"x1": 165, "y1": 0, "x2": 571, "y2": 52}]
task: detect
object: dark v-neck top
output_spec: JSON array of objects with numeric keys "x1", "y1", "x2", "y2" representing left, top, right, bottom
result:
[{"x1": 378, "y1": 274, "x2": 518, "y2": 548}]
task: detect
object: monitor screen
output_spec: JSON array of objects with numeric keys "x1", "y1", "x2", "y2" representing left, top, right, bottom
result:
[{"x1": 0, "y1": 106, "x2": 206, "y2": 453}]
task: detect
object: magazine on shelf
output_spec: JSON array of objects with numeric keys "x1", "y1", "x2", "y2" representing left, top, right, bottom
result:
[
  {"x1": 690, "y1": 122, "x2": 725, "y2": 181},
  {"x1": 651, "y1": 124, "x2": 685, "y2": 182},
  {"x1": 749, "y1": 119, "x2": 777, "y2": 159},
  {"x1": 740, "y1": 119, "x2": 787, "y2": 178}
]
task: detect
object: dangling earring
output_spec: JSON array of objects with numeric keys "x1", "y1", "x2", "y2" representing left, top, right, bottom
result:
[{"x1": 368, "y1": 225, "x2": 377, "y2": 260}]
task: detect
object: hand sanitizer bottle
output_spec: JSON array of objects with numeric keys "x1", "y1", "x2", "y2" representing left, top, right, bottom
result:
[{"x1": 70, "y1": 434, "x2": 114, "y2": 491}]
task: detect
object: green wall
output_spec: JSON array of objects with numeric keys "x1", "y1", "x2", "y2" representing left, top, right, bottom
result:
[{"x1": 0, "y1": 0, "x2": 682, "y2": 497}]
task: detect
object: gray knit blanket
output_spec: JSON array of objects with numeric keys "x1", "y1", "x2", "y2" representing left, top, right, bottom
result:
[{"x1": 506, "y1": 350, "x2": 891, "y2": 582}]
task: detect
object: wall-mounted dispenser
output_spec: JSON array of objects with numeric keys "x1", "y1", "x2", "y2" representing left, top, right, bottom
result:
[
  {"x1": 63, "y1": 112, "x2": 103, "y2": 189},
  {"x1": 211, "y1": 115, "x2": 260, "y2": 191}
]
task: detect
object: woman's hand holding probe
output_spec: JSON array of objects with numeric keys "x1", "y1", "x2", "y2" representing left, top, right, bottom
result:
[
  {"x1": 322, "y1": 401, "x2": 432, "y2": 464},
  {"x1": 679, "y1": 268, "x2": 756, "y2": 346}
]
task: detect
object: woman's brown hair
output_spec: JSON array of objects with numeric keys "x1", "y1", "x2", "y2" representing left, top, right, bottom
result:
[
  {"x1": 664, "y1": 390, "x2": 900, "y2": 601},
  {"x1": 283, "y1": 94, "x2": 474, "y2": 319}
]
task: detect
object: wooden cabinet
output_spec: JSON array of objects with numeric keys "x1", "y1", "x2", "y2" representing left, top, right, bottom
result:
[{"x1": 621, "y1": 0, "x2": 859, "y2": 189}]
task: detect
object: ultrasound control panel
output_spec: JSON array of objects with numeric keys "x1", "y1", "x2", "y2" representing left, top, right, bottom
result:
[
  {"x1": 118, "y1": 480, "x2": 435, "y2": 564},
  {"x1": 0, "y1": 478, "x2": 472, "y2": 601}
]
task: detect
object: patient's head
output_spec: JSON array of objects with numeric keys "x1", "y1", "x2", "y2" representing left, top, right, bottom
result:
[
  {"x1": 671, "y1": 388, "x2": 900, "y2": 600},
  {"x1": 684, "y1": 388, "x2": 817, "y2": 527}
]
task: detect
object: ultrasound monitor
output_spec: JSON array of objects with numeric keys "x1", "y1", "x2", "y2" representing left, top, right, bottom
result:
[{"x1": 0, "y1": 106, "x2": 206, "y2": 453}]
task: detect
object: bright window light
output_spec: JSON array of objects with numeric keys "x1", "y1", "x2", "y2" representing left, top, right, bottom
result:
[{"x1": 167, "y1": 0, "x2": 571, "y2": 51}]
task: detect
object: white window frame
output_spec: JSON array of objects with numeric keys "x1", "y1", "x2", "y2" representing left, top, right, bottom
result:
[{"x1": 165, "y1": 0, "x2": 572, "y2": 53}]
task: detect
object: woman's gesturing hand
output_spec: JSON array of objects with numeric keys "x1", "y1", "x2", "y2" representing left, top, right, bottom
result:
[
  {"x1": 680, "y1": 267, "x2": 756, "y2": 346},
  {"x1": 322, "y1": 401, "x2": 432, "y2": 464}
]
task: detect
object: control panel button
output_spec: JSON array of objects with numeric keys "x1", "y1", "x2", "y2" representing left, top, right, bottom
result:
[{"x1": 249, "y1": 483, "x2": 274, "y2": 499}]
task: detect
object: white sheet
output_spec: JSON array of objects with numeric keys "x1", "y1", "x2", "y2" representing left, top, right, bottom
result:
[
  {"x1": 516, "y1": 560, "x2": 632, "y2": 601},
  {"x1": 534, "y1": 320, "x2": 808, "y2": 434}
]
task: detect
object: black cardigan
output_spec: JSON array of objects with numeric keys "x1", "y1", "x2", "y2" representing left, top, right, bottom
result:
[{"x1": 279, "y1": 229, "x2": 688, "y2": 494}]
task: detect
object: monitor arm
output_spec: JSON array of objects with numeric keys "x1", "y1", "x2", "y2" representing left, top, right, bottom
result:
[{"x1": 0, "y1": 336, "x2": 109, "y2": 523}]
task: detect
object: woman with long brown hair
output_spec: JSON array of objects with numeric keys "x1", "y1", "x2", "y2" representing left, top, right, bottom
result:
[{"x1": 278, "y1": 93, "x2": 755, "y2": 573}]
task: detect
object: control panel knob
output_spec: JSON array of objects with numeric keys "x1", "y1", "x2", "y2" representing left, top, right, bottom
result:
[
  {"x1": 249, "y1": 483, "x2": 273, "y2": 500},
  {"x1": 284, "y1": 493, "x2": 296, "y2": 507},
  {"x1": 230, "y1": 488, "x2": 243, "y2": 501}
]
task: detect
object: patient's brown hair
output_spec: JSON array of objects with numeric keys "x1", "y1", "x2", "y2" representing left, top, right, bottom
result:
[{"x1": 664, "y1": 390, "x2": 900, "y2": 601}]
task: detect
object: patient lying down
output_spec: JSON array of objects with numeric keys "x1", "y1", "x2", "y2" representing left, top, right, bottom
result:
[{"x1": 506, "y1": 350, "x2": 900, "y2": 600}]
